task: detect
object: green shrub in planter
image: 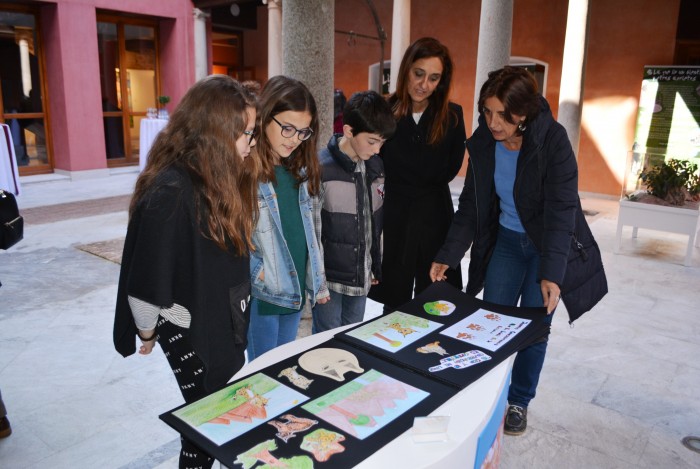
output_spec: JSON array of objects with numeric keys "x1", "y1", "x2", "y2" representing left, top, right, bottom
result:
[{"x1": 638, "y1": 159, "x2": 700, "y2": 206}]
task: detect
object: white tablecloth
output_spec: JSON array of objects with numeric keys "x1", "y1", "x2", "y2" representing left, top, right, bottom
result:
[
  {"x1": 139, "y1": 118, "x2": 168, "y2": 171},
  {"x1": 0, "y1": 123, "x2": 21, "y2": 195},
  {"x1": 234, "y1": 325, "x2": 513, "y2": 469}
]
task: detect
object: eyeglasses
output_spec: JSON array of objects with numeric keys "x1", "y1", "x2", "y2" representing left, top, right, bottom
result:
[
  {"x1": 243, "y1": 129, "x2": 257, "y2": 145},
  {"x1": 271, "y1": 116, "x2": 314, "y2": 141}
]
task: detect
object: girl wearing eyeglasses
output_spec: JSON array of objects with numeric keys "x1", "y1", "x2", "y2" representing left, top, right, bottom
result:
[{"x1": 246, "y1": 75, "x2": 330, "y2": 361}]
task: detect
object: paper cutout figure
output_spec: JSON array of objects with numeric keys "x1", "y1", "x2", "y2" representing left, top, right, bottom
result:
[
  {"x1": 278, "y1": 366, "x2": 314, "y2": 390},
  {"x1": 301, "y1": 428, "x2": 346, "y2": 462},
  {"x1": 298, "y1": 348, "x2": 364, "y2": 382},
  {"x1": 441, "y1": 309, "x2": 531, "y2": 352},
  {"x1": 389, "y1": 322, "x2": 416, "y2": 337},
  {"x1": 234, "y1": 439, "x2": 314, "y2": 469},
  {"x1": 423, "y1": 300, "x2": 456, "y2": 316},
  {"x1": 302, "y1": 369, "x2": 429, "y2": 440},
  {"x1": 346, "y1": 311, "x2": 442, "y2": 352},
  {"x1": 233, "y1": 439, "x2": 280, "y2": 469},
  {"x1": 173, "y1": 373, "x2": 308, "y2": 445},
  {"x1": 267, "y1": 414, "x2": 318, "y2": 443},
  {"x1": 417, "y1": 341, "x2": 448, "y2": 356},
  {"x1": 429, "y1": 350, "x2": 492, "y2": 372}
]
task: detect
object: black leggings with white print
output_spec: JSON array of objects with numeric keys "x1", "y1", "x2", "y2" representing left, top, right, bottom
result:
[{"x1": 156, "y1": 316, "x2": 214, "y2": 469}]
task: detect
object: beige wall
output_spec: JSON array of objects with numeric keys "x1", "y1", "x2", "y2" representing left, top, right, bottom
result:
[{"x1": 243, "y1": 0, "x2": 681, "y2": 197}]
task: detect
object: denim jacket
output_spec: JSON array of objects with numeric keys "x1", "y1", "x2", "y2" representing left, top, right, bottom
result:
[{"x1": 250, "y1": 178, "x2": 329, "y2": 309}]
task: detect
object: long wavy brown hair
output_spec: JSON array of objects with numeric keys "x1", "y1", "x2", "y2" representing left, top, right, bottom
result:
[
  {"x1": 391, "y1": 37, "x2": 457, "y2": 145},
  {"x1": 256, "y1": 75, "x2": 321, "y2": 195},
  {"x1": 130, "y1": 75, "x2": 260, "y2": 255}
]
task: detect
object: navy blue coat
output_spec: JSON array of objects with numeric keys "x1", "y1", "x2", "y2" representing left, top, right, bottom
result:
[{"x1": 435, "y1": 97, "x2": 607, "y2": 322}]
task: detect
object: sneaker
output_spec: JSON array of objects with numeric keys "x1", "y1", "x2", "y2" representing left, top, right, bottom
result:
[
  {"x1": 0, "y1": 416, "x2": 11, "y2": 438},
  {"x1": 504, "y1": 404, "x2": 527, "y2": 435}
]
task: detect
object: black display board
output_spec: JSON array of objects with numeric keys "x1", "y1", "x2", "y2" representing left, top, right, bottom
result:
[
  {"x1": 335, "y1": 281, "x2": 550, "y2": 390},
  {"x1": 160, "y1": 282, "x2": 550, "y2": 468}
]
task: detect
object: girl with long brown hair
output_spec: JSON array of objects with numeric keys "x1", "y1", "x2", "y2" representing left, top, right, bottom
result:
[
  {"x1": 246, "y1": 75, "x2": 329, "y2": 361},
  {"x1": 114, "y1": 75, "x2": 259, "y2": 468}
]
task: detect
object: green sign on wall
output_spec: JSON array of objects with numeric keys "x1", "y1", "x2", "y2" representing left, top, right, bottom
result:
[{"x1": 633, "y1": 66, "x2": 700, "y2": 164}]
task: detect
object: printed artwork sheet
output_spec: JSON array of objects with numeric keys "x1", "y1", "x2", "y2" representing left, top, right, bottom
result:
[
  {"x1": 344, "y1": 311, "x2": 443, "y2": 352},
  {"x1": 439, "y1": 309, "x2": 531, "y2": 352},
  {"x1": 172, "y1": 373, "x2": 309, "y2": 446},
  {"x1": 302, "y1": 369, "x2": 429, "y2": 440}
]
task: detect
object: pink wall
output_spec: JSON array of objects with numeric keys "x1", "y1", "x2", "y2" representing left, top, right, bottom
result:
[{"x1": 41, "y1": 0, "x2": 195, "y2": 172}]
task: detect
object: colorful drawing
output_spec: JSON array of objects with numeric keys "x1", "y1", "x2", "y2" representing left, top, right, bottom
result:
[
  {"x1": 233, "y1": 439, "x2": 314, "y2": 469},
  {"x1": 267, "y1": 414, "x2": 318, "y2": 443},
  {"x1": 417, "y1": 341, "x2": 448, "y2": 356},
  {"x1": 429, "y1": 350, "x2": 492, "y2": 372},
  {"x1": 345, "y1": 311, "x2": 443, "y2": 353},
  {"x1": 423, "y1": 300, "x2": 456, "y2": 316},
  {"x1": 302, "y1": 369, "x2": 429, "y2": 440},
  {"x1": 298, "y1": 348, "x2": 364, "y2": 382},
  {"x1": 301, "y1": 428, "x2": 346, "y2": 462},
  {"x1": 278, "y1": 366, "x2": 314, "y2": 390},
  {"x1": 173, "y1": 373, "x2": 309, "y2": 446},
  {"x1": 441, "y1": 309, "x2": 531, "y2": 352}
]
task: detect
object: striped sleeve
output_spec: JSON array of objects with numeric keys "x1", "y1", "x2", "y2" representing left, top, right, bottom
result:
[{"x1": 128, "y1": 295, "x2": 191, "y2": 330}]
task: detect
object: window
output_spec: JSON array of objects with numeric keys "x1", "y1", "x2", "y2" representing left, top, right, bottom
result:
[
  {"x1": 97, "y1": 14, "x2": 158, "y2": 166},
  {"x1": 0, "y1": 7, "x2": 51, "y2": 174}
]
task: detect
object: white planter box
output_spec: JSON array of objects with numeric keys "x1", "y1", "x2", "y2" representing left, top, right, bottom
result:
[{"x1": 615, "y1": 199, "x2": 700, "y2": 266}]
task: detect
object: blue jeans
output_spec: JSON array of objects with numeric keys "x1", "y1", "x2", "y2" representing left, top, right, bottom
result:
[
  {"x1": 312, "y1": 290, "x2": 367, "y2": 333},
  {"x1": 483, "y1": 225, "x2": 554, "y2": 408},
  {"x1": 246, "y1": 298, "x2": 302, "y2": 361}
]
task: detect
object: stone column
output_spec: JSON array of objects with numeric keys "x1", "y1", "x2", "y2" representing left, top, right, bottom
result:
[
  {"x1": 283, "y1": 0, "x2": 334, "y2": 144},
  {"x1": 389, "y1": 0, "x2": 411, "y2": 94},
  {"x1": 472, "y1": 0, "x2": 513, "y2": 131},
  {"x1": 193, "y1": 8, "x2": 209, "y2": 81},
  {"x1": 558, "y1": 0, "x2": 590, "y2": 158},
  {"x1": 266, "y1": 0, "x2": 282, "y2": 78}
]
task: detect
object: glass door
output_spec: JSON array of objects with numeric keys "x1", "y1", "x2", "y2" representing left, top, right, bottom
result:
[
  {"x1": 0, "y1": 7, "x2": 51, "y2": 175},
  {"x1": 97, "y1": 15, "x2": 158, "y2": 166}
]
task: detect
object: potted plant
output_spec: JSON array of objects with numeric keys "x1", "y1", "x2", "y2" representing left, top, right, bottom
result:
[
  {"x1": 629, "y1": 158, "x2": 700, "y2": 207},
  {"x1": 617, "y1": 158, "x2": 700, "y2": 266},
  {"x1": 157, "y1": 95, "x2": 171, "y2": 119}
]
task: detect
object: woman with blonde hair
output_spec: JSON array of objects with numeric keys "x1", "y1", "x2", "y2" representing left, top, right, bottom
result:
[{"x1": 114, "y1": 75, "x2": 259, "y2": 468}]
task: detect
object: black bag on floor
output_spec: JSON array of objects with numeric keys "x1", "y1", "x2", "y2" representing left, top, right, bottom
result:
[{"x1": 0, "y1": 189, "x2": 23, "y2": 250}]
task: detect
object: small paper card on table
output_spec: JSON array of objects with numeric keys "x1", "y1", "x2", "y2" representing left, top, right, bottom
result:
[{"x1": 412, "y1": 415, "x2": 450, "y2": 443}]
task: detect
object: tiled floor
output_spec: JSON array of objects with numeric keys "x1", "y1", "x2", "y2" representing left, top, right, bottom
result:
[{"x1": 0, "y1": 169, "x2": 699, "y2": 468}]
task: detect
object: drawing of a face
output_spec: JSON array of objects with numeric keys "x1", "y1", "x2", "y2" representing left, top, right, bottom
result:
[{"x1": 298, "y1": 348, "x2": 364, "y2": 382}]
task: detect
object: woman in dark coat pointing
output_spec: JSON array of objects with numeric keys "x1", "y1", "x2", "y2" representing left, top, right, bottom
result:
[{"x1": 431, "y1": 67, "x2": 607, "y2": 436}]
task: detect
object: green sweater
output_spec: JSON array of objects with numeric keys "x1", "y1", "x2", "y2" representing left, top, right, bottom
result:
[{"x1": 258, "y1": 166, "x2": 308, "y2": 315}]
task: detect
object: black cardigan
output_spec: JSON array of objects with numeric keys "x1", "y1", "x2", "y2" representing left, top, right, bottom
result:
[
  {"x1": 371, "y1": 101, "x2": 467, "y2": 307},
  {"x1": 113, "y1": 167, "x2": 250, "y2": 390},
  {"x1": 435, "y1": 97, "x2": 607, "y2": 322}
]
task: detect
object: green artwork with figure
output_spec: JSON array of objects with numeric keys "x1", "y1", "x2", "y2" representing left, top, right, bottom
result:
[
  {"x1": 173, "y1": 373, "x2": 309, "y2": 446},
  {"x1": 345, "y1": 311, "x2": 442, "y2": 352}
]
